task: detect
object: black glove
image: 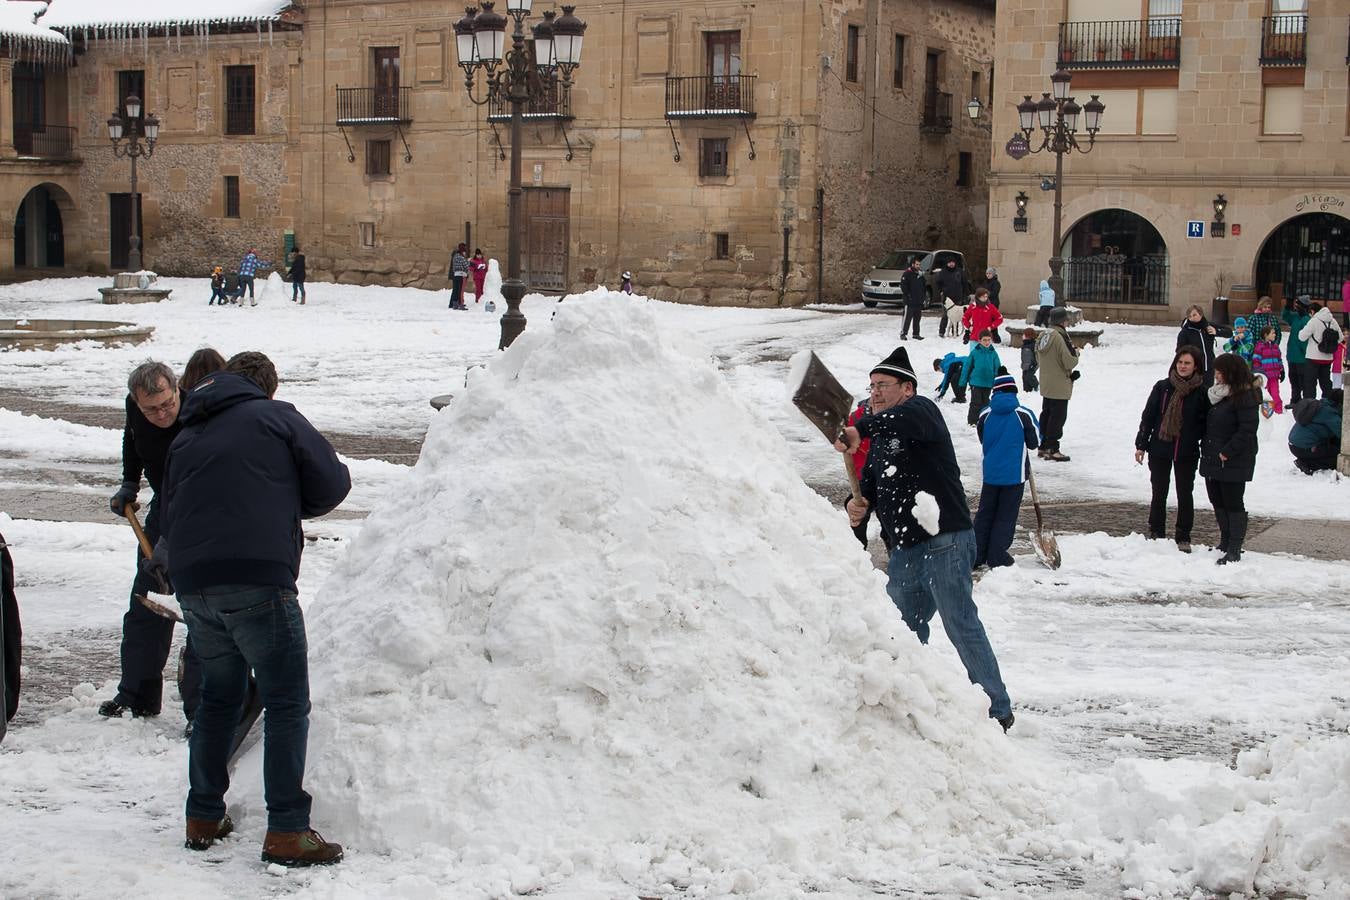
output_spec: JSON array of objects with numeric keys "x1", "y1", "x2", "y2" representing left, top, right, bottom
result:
[
  {"x1": 1280, "y1": 371, "x2": 1286, "y2": 383},
  {"x1": 139, "y1": 539, "x2": 172, "y2": 595},
  {"x1": 1070, "y1": 370, "x2": 1082, "y2": 381},
  {"x1": 110, "y1": 481, "x2": 138, "y2": 516}
]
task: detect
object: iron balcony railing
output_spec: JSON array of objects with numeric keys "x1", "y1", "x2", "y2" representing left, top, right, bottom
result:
[
  {"x1": 921, "y1": 89, "x2": 952, "y2": 133},
  {"x1": 1058, "y1": 18, "x2": 1181, "y2": 69},
  {"x1": 1065, "y1": 255, "x2": 1170, "y2": 307},
  {"x1": 487, "y1": 78, "x2": 574, "y2": 122},
  {"x1": 13, "y1": 124, "x2": 77, "y2": 159},
  {"x1": 1261, "y1": 15, "x2": 1307, "y2": 66},
  {"x1": 336, "y1": 86, "x2": 412, "y2": 124},
  {"x1": 664, "y1": 75, "x2": 757, "y2": 118}
]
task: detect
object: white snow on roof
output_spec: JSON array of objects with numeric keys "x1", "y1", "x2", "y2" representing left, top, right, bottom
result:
[
  {"x1": 37, "y1": 0, "x2": 290, "y2": 30},
  {"x1": 0, "y1": 2, "x2": 67, "y2": 45}
]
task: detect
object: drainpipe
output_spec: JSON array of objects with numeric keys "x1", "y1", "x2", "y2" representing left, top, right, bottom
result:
[
  {"x1": 779, "y1": 225, "x2": 791, "y2": 305},
  {"x1": 816, "y1": 186, "x2": 824, "y2": 303}
]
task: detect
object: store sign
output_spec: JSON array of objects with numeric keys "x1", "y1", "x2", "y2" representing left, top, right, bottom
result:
[
  {"x1": 1004, "y1": 133, "x2": 1030, "y2": 161},
  {"x1": 1186, "y1": 221, "x2": 1205, "y2": 238},
  {"x1": 1294, "y1": 194, "x2": 1345, "y2": 213}
]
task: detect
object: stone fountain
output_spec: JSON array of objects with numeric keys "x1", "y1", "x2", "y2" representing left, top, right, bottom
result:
[
  {"x1": 98, "y1": 271, "x2": 172, "y2": 304},
  {"x1": 0, "y1": 318, "x2": 155, "y2": 351}
]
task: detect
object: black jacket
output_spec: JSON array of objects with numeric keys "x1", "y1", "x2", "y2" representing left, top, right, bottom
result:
[
  {"x1": 121, "y1": 393, "x2": 184, "y2": 494},
  {"x1": 1, "y1": 530, "x2": 18, "y2": 732},
  {"x1": 161, "y1": 373, "x2": 351, "y2": 592},
  {"x1": 1176, "y1": 317, "x2": 1231, "y2": 373},
  {"x1": 985, "y1": 275, "x2": 1001, "y2": 308},
  {"x1": 900, "y1": 268, "x2": 926, "y2": 308},
  {"x1": 289, "y1": 252, "x2": 306, "y2": 282},
  {"x1": 1135, "y1": 378, "x2": 1209, "y2": 461},
  {"x1": 934, "y1": 267, "x2": 971, "y2": 304},
  {"x1": 855, "y1": 395, "x2": 972, "y2": 549},
  {"x1": 1199, "y1": 387, "x2": 1261, "y2": 482}
]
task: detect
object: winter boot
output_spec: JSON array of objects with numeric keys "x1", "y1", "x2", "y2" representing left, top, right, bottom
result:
[
  {"x1": 185, "y1": 814, "x2": 233, "y2": 851},
  {"x1": 1217, "y1": 511, "x2": 1247, "y2": 565},
  {"x1": 1213, "y1": 508, "x2": 1230, "y2": 554},
  {"x1": 98, "y1": 699, "x2": 156, "y2": 718},
  {"x1": 261, "y1": 829, "x2": 344, "y2": 867}
]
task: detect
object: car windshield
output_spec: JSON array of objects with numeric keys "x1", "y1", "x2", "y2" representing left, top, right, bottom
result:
[{"x1": 875, "y1": 250, "x2": 926, "y2": 270}]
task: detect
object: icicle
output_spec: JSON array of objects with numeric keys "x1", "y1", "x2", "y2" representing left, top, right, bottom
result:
[
  {"x1": 267, "y1": 20, "x2": 274, "y2": 47},
  {"x1": 256, "y1": 19, "x2": 262, "y2": 45}
]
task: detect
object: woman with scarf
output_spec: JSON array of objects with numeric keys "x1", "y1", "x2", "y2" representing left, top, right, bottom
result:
[
  {"x1": 1135, "y1": 346, "x2": 1209, "y2": 553},
  {"x1": 1176, "y1": 303, "x2": 1231, "y2": 379},
  {"x1": 1199, "y1": 353, "x2": 1262, "y2": 565}
]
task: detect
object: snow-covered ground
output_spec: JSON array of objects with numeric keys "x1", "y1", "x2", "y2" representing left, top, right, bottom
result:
[{"x1": 0, "y1": 276, "x2": 1347, "y2": 898}]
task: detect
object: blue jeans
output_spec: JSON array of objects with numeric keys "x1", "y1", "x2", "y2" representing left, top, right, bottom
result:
[
  {"x1": 291, "y1": 279, "x2": 306, "y2": 302},
  {"x1": 179, "y1": 584, "x2": 312, "y2": 831},
  {"x1": 885, "y1": 530, "x2": 1012, "y2": 719},
  {"x1": 239, "y1": 274, "x2": 256, "y2": 298}
]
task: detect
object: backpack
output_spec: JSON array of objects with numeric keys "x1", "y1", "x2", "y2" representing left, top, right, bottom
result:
[{"x1": 1317, "y1": 322, "x2": 1339, "y2": 355}]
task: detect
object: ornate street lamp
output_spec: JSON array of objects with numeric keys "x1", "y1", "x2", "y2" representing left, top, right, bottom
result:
[
  {"x1": 456, "y1": 1, "x2": 586, "y2": 349},
  {"x1": 107, "y1": 93, "x2": 160, "y2": 273}
]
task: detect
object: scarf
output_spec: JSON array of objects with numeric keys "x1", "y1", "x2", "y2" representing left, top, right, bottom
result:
[
  {"x1": 1158, "y1": 370, "x2": 1203, "y2": 441},
  {"x1": 1207, "y1": 382, "x2": 1230, "y2": 405}
]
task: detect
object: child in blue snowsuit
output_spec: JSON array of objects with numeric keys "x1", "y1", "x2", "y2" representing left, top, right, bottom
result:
[
  {"x1": 974, "y1": 372, "x2": 1040, "y2": 569},
  {"x1": 933, "y1": 353, "x2": 967, "y2": 403}
]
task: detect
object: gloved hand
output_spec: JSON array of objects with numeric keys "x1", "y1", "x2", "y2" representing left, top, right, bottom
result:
[
  {"x1": 1070, "y1": 370, "x2": 1082, "y2": 381},
  {"x1": 109, "y1": 481, "x2": 138, "y2": 516},
  {"x1": 139, "y1": 539, "x2": 172, "y2": 595}
]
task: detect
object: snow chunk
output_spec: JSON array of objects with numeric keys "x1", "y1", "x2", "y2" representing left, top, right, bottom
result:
[{"x1": 910, "y1": 490, "x2": 940, "y2": 535}]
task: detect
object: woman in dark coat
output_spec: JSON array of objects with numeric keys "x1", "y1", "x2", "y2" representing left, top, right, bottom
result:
[
  {"x1": 1135, "y1": 346, "x2": 1208, "y2": 552},
  {"x1": 1176, "y1": 303, "x2": 1231, "y2": 379},
  {"x1": 1199, "y1": 353, "x2": 1262, "y2": 565}
]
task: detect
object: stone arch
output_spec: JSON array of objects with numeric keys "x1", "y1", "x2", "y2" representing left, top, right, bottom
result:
[
  {"x1": 11, "y1": 182, "x2": 78, "y2": 270},
  {"x1": 1253, "y1": 210, "x2": 1350, "y2": 306},
  {"x1": 1059, "y1": 207, "x2": 1170, "y2": 306}
]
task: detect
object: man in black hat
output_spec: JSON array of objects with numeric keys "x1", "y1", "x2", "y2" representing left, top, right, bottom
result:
[{"x1": 836, "y1": 345, "x2": 1014, "y2": 731}]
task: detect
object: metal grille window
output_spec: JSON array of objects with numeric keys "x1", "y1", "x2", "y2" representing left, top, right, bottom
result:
[
  {"x1": 224, "y1": 176, "x2": 240, "y2": 218},
  {"x1": 367, "y1": 140, "x2": 391, "y2": 176},
  {"x1": 224, "y1": 66, "x2": 255, "y2": 136},
  {"x1": 846, "y1": 25, "x2": 860, "y2": 83},
  {"x1": 699, "y1": 138, "x2": 729, "y2": 177},
  {"x1": 714, "y1": 233, "x2": 730, "y2": 260},
  {"x1": 893, "y1": 35, "x2": 906, "y2": 88}
]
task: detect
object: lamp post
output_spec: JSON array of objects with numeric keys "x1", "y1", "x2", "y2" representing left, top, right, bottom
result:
[
  {"x1": 106, "y1": 94, "x2": 160, "y2": 273},
  {"x1": 1008, "y1": 70, "x2": 1104, "y2": 306},
  {"x1": 455, "y1": 1, "x2": 586, "y2": 350}
]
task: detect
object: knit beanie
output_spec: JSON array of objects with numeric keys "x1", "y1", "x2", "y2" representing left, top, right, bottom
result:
[
  {"x1": 1233, "y1": 316, "x2": 1248, "y2": 329},
  {"x1": 992, "y1": 370, "x2": 1018, "y2": 394},
  {"x1": 1049, "y1": 306, "x2": 1070, "y2": 326},
  {"x1": 870, "y1": 346, "x2": 918, "y2": 386}
]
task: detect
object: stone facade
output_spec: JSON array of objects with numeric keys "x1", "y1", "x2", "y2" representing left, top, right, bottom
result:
[{"x1": 989, "y1": 0, "x2": 1350, "y2": 318}]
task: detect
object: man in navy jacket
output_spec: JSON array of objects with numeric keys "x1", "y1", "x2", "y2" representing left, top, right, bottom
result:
[{"x1": 152, "y1": 351, "x2": 350, "y2": 866}]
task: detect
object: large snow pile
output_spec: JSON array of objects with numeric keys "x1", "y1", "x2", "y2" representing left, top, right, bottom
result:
[{"x1": 292, "y1": 291, "x2": 1057, "y2": 894}]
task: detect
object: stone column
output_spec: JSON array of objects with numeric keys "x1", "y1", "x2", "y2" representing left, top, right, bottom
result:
[
  {"x1": 0, "y1": 57, "x2": 16, "y2": 158},
  {"x1": 1338, "y1": 386, "x2": 1350, "y2": 475}
]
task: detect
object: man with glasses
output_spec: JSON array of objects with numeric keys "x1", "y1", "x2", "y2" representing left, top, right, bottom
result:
[
  {"x1": 836, "y1": 346, "x2": 1015, "y2": 732},
  {"x1": 101, "y1": 361, "x2": 200, "y2": 726}
]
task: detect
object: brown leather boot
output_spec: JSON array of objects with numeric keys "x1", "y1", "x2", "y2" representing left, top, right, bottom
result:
[
  {"x1": 260, "y1": 829, "x2": 344, "y2": 867},
  {"x1": 184, "y1": 814, "x2": 233, "y2": 851}
]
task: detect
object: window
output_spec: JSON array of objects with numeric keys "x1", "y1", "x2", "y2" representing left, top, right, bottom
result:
[
  {"x1": 372, "y1": 47, "x2": 401, "y2": 118},
  {"x1": 714, "y1": 233, "x2": 730, "y2": 260},
  {"x1": 1271, "y1": 0, "x2": 1306, "y2": 11},
  {"x1": 699, "y1": 138, "x2": 729, "y2": 177},
  {"x1": 224, "y1": 66, "x2": 255, "y2": 135},
  {"x1": 970, "y1": 71, "x2": 981, "y2": 105},
  {"x1": 224, "y1": 176, "x2": 240, "y2": 218},
  {"x1": 893, "y1": 35, "x2": 906, "y2": 89},
  {"x1": 1263, "y1": 85, "x2": 1302, "y2": 135},
  {"x1": 706, "y1": 31, "x2": 741, "y2": 81},
  {"x1": 1148, "y1": 0, "x2": 1182, "y2": 14},
  {"x1": 957, "y1": 152, "x2": 973, "y2": 187},
  {"x1": 14, "y1": 63, "x2": 45, "y2": 128},
  {"x1": 117, "y1": 70, "x2": 145, "y2": 130},
  {"x1": 367, "y1": 139, "x2": 392, "y2": 176},
  {"x1": 360, "y1": 222, "x2": 376, "y2": 248},
  {"x1": 845, "y1": 25, "x2": 860, "y2": 83}
]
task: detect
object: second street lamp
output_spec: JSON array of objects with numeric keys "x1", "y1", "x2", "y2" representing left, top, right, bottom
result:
[
  {"x1": 456, "y1": 1, "x2": 586, "y2": 350},
  {"x1": 107, "y1": 93, "x2": 160, "y2": 273}
]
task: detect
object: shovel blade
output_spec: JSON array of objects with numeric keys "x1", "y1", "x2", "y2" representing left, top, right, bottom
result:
[
  {"x1": 136, "y1": 592, "x2": 184, "y2": 623},
  {"x1": 790, "y1": 351, "x2": 856, "y2": 444},
  {"x1": 1032, "y1": 532, "x2": 1062, "y2": 570}
]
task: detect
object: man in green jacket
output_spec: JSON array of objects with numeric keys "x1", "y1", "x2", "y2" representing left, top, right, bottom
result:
[
  {"x1": 1288, "y1": 389, "x2": 1342, "y2": 474},
  {"x1": 1282, "y1": 298, "x2": 1311, "y2": 404},
  {"x1": 1034, "y1": 307, "x2": 1079, "y2": 461}
]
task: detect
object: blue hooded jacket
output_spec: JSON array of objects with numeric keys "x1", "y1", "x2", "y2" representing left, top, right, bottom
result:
[
  {"x1": 161, "y1": 372, "x2": 351, "y2": 592},
  {"x1": 976, "y1": 391, "x2": 1040, "y2": 485},
  {"x1": 935, "y1": 352, "x2": 966, "y2": 398},
  {"x1": 1039, "y1": 280, "x2": 1055, "y2": 308}
]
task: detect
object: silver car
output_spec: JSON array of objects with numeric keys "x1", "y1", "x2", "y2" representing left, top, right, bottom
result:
[{"x1": 861, "y1": 249, "x2": 966, "y2": 309}]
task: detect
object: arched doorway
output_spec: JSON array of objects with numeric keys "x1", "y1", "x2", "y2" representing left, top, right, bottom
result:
[
  {"x1": 1254, "y1": 213, "x2": 1350, "y2": 306},
  {"x1": 13, "y1": 185, "x2": 67, "y2": 268},
  {"x1": 1060, "y1": 208, "x2": 1170, "y2": 307}
]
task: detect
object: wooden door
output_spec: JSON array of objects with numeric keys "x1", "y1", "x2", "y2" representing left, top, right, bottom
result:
[
  {"x1": 705, "y1": 31, "x2": 742, "y2": 109},
  {"x1": 373, "y1": 48, "x2": 401, "y2": 118},
  {"x1": 109, "y1": 193, "x2": 142, "y2": 271},
  {"x1": 523, "y1": 187, "x2": 569, "y2": 292}
]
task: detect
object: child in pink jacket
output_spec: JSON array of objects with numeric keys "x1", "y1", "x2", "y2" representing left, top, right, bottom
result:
[{"x1": 1250, "y1": 325, "x2": 1285, "y2": 414}]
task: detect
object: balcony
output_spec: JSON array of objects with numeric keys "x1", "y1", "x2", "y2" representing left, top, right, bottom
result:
[
  {"x1": 1261, "y1": 15, "x2": 1307, "y2": 67},
  {"x1": 1058, "y1": 18, "x2": 1181, "y2": 69},
  {"x1": 920, "y1": 89, "x2": 952, "y2": 134},
  {"x1": 12, "y1": 124, "x2": 77, "y2": 160},
  {"x1": 664, "y1": 75, "x2": 757, "y2": 119},
  {"x1": 335, "y1": 86, "x2": 412, "y2": 125},
  {"x1": 488, "y1": 78, "x2": 574, "y2": 122}
]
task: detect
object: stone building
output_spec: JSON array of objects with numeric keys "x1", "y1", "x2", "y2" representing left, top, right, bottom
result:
[
  {"x1": 1, "y1": 0, "x2": 996, "y2": 308},
  {"x1": 988, "y1": 0, "x2": 1350, "y2": 322}
]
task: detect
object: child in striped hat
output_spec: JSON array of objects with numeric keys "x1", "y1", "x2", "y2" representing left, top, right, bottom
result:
[{"x1": 973, "y1": 370, "x2": 1040, "y2": 570}]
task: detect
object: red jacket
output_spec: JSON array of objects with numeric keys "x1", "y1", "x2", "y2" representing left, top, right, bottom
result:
[{"x1": 961, "y1": 301, "x2": 1004, "y2": 339}]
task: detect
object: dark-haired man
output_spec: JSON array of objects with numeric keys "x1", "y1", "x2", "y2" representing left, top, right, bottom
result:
[
  {"x1": 152, "y1": 351, "x2": 351, "y2": 865},
  {"x1": 837, "y1": 346, "x2": 1014, "y2": 731}
]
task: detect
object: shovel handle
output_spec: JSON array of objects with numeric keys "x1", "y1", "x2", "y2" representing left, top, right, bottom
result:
[
  {"x1": 123, "y1": 506, "x2": 154, "y2": 559},
  {"x1": 842, "y1": 451, "x2": 863, "y2": 505}
]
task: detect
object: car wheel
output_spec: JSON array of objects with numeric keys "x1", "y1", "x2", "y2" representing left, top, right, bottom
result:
[{"x1": 863, "y1": 300, "x2": 878, "y2": 309}]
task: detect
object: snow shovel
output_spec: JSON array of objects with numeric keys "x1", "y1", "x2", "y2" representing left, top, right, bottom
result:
[
  {"x1": 123, "y1": 506, "x2": 182, "y2": 619},
  {"x1": 1025, "y1": 461, "x2": 1061, "y2": 570},
  {"x1": 788, "y1": 350, "x2": 863, "y2": 503}
]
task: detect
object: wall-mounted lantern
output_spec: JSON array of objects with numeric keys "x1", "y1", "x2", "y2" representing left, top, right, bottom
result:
[
  {"x1": 1211, "y1": 193, "x2": 1227, "y2": 238},
  {"x1": 1013, "y1": 191, "x2": 1029, "y2": 233}
]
